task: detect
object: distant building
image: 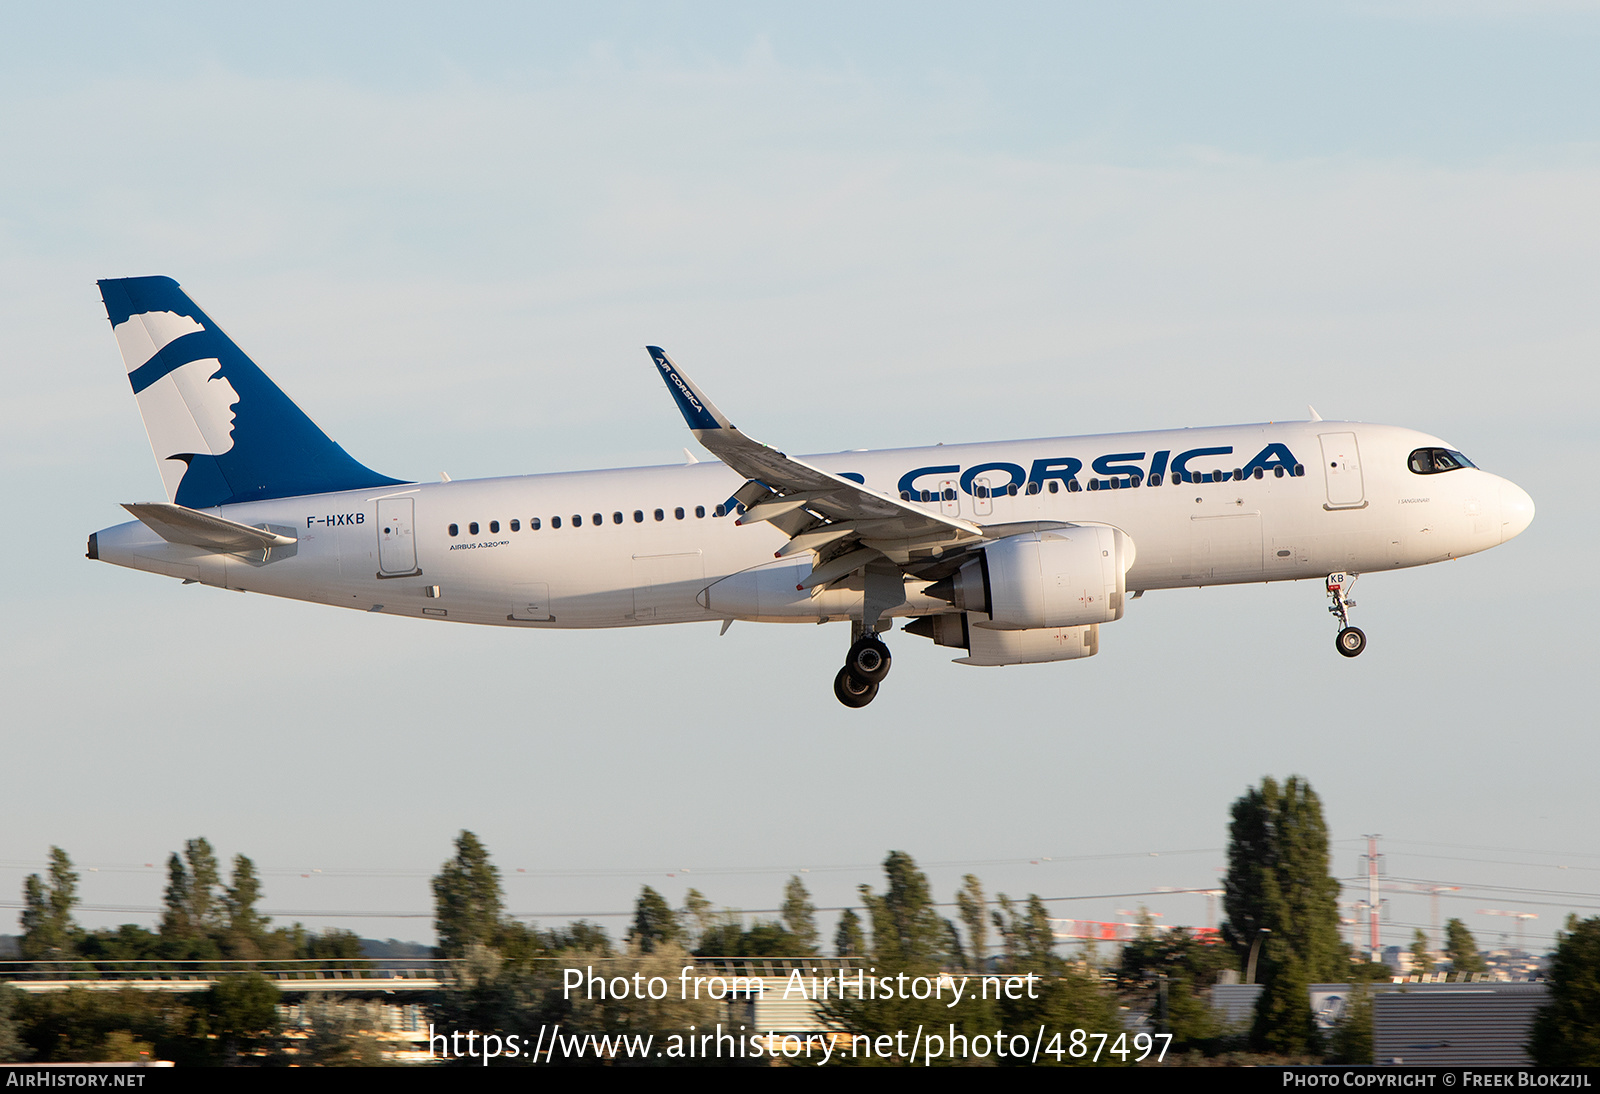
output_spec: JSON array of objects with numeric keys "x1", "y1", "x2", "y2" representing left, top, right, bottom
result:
[
  {"x1": 1372, "y1": 981, "x2": 1547, "y2": 1067},
  {"x1": 1206, "y1": 979, "x2": 1547, "y2": 1066}
]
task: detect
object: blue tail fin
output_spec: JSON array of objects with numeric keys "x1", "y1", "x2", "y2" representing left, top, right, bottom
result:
[{"x1": 99, "y1": 276, "x2": 405, "y2": 508}]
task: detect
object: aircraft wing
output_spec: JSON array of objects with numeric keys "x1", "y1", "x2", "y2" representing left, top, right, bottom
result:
[{"x1": 647, "y1": 347, "x2": 985, "y2": 590}]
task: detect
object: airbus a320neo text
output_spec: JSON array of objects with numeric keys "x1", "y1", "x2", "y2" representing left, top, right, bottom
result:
[{"x1": 88, "y1": 277, "x2": 1535, "y2": 706}]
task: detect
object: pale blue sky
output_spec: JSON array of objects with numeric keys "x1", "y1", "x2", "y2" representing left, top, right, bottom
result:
[{"x1": 2, "y1": 3, "x2": 1596, "y2": 957}]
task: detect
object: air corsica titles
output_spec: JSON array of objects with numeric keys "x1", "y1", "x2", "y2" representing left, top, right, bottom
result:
[{"x1": 895, "y1": 443, "x2": 1301, "y2": 496}]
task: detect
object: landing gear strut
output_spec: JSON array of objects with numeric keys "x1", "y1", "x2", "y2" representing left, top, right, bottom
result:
[
  {"x1": 1326, "y1": 572, "x2": 1366, "y2": 658},
  {"x1": 834, "y1": 628, "x2": 892, "y2": 707}
]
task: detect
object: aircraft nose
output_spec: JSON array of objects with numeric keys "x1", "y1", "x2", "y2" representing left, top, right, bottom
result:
[{"x1": 1499, "y1": 479, "x2": 1535, "y2": 543}]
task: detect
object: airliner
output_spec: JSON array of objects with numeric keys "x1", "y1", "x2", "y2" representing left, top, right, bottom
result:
[{"x1": 87, "y1": 277, "x2": 1535, "y2": 707}]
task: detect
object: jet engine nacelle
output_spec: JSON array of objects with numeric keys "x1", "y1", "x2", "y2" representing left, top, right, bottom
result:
[
  {"x1": 904, "y1": 611, "x2": 1102, "y2": 666},
  {"x1": 959, "y1": 617, "x2": 1100, "y2": 665},
  {"x1": 925, "y1": 525, "x2": 1135, "y2": 630}
]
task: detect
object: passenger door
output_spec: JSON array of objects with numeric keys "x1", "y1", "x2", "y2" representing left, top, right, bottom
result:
[
  {"x1": 1319, "y1": 432, "x2": 1366, "y2": 510},
  {"x1": 376, "y1": 497, "x2": 419, "y2": 576}
]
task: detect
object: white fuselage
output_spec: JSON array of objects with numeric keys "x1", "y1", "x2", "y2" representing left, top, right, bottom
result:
[{"x1": 91, "y1": 420, "x2": 1531, "y2": 631}]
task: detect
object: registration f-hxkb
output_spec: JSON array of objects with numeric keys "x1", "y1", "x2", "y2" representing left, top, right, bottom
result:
[{"x1": 88, "y1": 277, "x2": 1535, "y2": 706}]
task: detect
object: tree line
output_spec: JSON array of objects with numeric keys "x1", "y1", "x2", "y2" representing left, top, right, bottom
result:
[
  {"x1": 2, "y1": 837, "x2": 370, "y2": 1064},
  {"x1": 16, "y1": 837, "x2": 365, "y2": 965},
  {"x1": 6, "y1": 781, "x2": 1598, "y2": 1066}
]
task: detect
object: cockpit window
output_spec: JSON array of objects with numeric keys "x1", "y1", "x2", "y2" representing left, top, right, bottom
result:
[{"x1": 1408, "y1": 447, "x2": 1477, "y2": 474}]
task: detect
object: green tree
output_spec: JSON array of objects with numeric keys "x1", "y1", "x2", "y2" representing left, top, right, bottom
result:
[
  {"x1": 222, "y1": 855, "x2": 269, "y2": 951},
  {"x1": 563, "y1": 943, "x2": 726, "y2": 1067},
  {"x1": 956, "y1": 874, "x2": 988, "y2": 973},
  {"x1": 160, "y1": 839, "x2": 224, "y2": 948},
  {"x1": 1528, "y1": 915, "x2": 1600, "y2": 1066},
  {"x1": 627, "y1": 887, "x2": 680, "y2": 954},
  {"x1": 1325, "y1": 983, "x2": 1374, "y2": 1064},
  {"x1": 160, "y1": 853, "x2": 192, "y2": 939},
  {"x1": 431, "y1": 831, "x2": 505, "y2": 958},
  {"x1": 821, "y1": 855, "x2": 990, "y2": 1065},
  {"x1": 304, "y1": 930, "x2": 366, "y2": 963},
  {"x1": 20, "y1": 848, "x2": 79, "y2": 961},
  {"x1": 12, "y1": 987, "x2": 207, "y2": 1065},
  {"x1": 1444, "y1": 918, "x2": 1486, "y2": 978},
  {"x1": 781, "y1": 876, "x2": 819, "y2": 954},
  {"x1": 429, "y1": 944, "x2": 559, "y2": 1068},
  {"x1": 0, "y1": 983, "x2": 28, "y2": 1062},
  {"x1": 205, "y1": 974, "x2": 280, "y2": 1063},
  {"x1": 185, "y1": 840, "x2": 221, "y2": 933},
  {"x1": 694, "y1": 918, "x2": 799, "y2": 958},
  {"x1": 1116, "y1": 928, "x2": 1238, "y2": 1053},
  {"x1": 294, "y1": 997, "x2": 387, "y2": 1066},
  {"x1": 834, "y1": 908, "x2": 865, "y2": 957},
  {"x1": 78, "y1": 925, "x2": 164, "y2": 963},
  {"x1": 679, "y1": 889, "x2": 715, "y2": 950},
  {"x1": 991, "y1": 893, "x2": 1055, "y2": 970},
  {"x1": 991, "y1": 894, "x2": 1123, "y2": 1066},
  {"x1": 1221, "y1": 776, "x2": 1344, "y2": 1056},
  {"x1": 859, "y1": 851, "x2": 953, "y2": 968},
  {"x1": 541, "y1": 921, "x2": 612, "y2": 955},
  {"x1": 1408, "y1": 929, "x2": 1434, "y2": 975}
]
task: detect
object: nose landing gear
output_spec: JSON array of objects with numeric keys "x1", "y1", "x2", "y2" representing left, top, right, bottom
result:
[
  {"x1": 834, "y1": 629, "x2": 892, "y2": 707},
  {"x1": 1327, "y1": 572, "x2": 1366, "y2": 657}
]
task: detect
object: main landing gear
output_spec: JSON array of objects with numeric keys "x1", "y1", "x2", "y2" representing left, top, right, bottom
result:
[
  {"x1": 834, "y1": 631, "x2": 892, "y2": 708},
  {"x1": 1326, "y1": 572, "x2": 1366, "y2": 658}
]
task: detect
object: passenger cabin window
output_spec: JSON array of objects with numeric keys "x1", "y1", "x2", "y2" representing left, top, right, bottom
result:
[
  {"x1": 531, "y1": 517, "x2": 541, "y2": 530},
  {"x1": 489, "y1": 520, "x2": 500, "y2": 533},
  {"x1": 634, "y1": 510, "x2": 644, "y2": 523},
  {"x1": 675, "y1": 507, "x2": 685, "y2": 520},
  {"x1": 1409, "y1": 447, "x2": 1476, "y2": 474},
  {"x1": 469, "y1": 522, "x2": 479, "y2": 535},
  {"x1": 552, "y1": 516, "x2": 561, "y2": 529},
  {"x1": 654, "y1": 508, "x2": 664, "y2": 521},
  {"x1": 572, "y1": 515, "x2": 582, "y2": 527},
  {"x1": 592, "y1": 513, "x2": 602, "y2": 526},
  {"x1": 448, "y1": 523, "x2": 459, "y2": 536},
  {"x1": 695, "y1": 506, "x2": 705, "y2": 518},
  {"x1": 613, "y1": 512, "x2": 623, "y2": 524},
  {"x1": 510, "y1": 519, "x2": 520, "y2": 531}
]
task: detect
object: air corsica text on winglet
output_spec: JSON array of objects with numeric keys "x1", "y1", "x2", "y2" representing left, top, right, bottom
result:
[{"x1": 648, "y1": 347, "x2": 719, "y2": 432}]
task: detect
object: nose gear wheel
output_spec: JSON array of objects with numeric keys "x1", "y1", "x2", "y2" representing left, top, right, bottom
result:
[
  {"x1": 1326, "y1": 572, "x2": 1367, "y2": 658},
  {"x1": 1336, "y1": 626, "x2": 1367, "y2": 657}
]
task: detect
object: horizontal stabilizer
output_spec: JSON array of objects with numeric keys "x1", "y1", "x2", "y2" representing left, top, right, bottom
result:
[{"x1": 122, "y1": 502, "x2": 297, "y2": 554}]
